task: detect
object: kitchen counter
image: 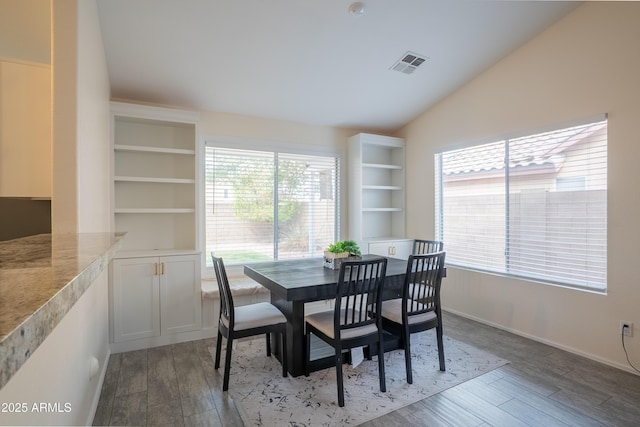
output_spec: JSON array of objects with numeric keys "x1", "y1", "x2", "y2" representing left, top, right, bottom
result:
[{"x1": 0, "y1": 232, "x2": 125, "y2": 390}]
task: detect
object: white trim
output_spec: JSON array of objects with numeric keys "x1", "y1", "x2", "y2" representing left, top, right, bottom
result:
[
  {"x1": 110, "y1": 101, "x2": 200, "y2": 124},
  {"x1": 444, "y1": 308, "x2": 639, "y2": 376},
  {"x1": 0, "y1": 56, "x2": 50, "y2": 68},
  {"x1": 86, "y1": 349, "x2": 111, "y2": 426},
  {"x1": 109, "y1": 328, "x2": 214, "y2": 354},
  {"x1": 199, "y1": 134, "x2": 343, "y2": 278}
]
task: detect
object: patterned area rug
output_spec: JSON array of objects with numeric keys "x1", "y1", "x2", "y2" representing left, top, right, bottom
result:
[{"x1": 210, "y1": 331, "x2": 508, "y2": 426}]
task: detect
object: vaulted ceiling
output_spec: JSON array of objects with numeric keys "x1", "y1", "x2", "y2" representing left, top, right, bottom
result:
[{"x1": 97, "y1": 0, "x2": 579, "y2": 132}]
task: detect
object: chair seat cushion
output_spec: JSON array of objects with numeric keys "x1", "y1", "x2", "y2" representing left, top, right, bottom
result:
[
  {"x1": 381, "y1": 298, "x2": 437, "y2": 325},
  {"x1": 305, "y1": 309, "x2": 378, "y2": 340},
  {"x1": 223, "y1": 302, "x2": 286, "y2": 331}
]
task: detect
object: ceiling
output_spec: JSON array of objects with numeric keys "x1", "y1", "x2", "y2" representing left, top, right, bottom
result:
[{"x1": 96, "y1": 0, "x2": 579, "y2": 133}]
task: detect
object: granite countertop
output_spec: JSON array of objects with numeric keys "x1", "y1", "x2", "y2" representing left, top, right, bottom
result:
[{"x1": 0, "y1": 232, "x2": 125, "y2": 390}]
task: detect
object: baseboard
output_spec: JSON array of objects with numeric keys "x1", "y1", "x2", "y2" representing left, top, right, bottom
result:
[
  {"x1": 443, "y1": 308, "x2": 640, "y2": 376},
  {"x1": 85, "y1": 349, "x2": 111, "y2": 426},
  {"x1": 109, "y1": 328, "x2": 216, "y2": 353}
]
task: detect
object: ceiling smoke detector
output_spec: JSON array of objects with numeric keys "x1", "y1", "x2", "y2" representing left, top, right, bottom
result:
[
  {"x1": 348, "y1": 2, "x2": 365, "y2": 16},
  {"x1": 390, "y1": 51, "x2": 428, "y2": 75}
]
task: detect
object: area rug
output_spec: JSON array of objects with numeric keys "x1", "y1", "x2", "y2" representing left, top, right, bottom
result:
[{"x1": 210, "y1": 331, "x2": 508, "y2": 426}]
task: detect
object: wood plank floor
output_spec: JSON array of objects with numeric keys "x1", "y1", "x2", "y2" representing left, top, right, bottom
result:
[{"x1": 92, "y1": 312, "x2": 640, "y2": 426}]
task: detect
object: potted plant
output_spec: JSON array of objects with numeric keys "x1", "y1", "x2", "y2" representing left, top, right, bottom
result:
[{"x1": 323, "y1": 240, "x2": 361, "y2": 269}]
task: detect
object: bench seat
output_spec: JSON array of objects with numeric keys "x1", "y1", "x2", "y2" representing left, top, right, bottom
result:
[{"x1": 201, "y1": 277, "x2": 270, "y2": 299}]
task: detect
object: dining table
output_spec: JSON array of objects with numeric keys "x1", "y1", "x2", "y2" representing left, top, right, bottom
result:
[{"x1": 244, "y1": 254, "x2": 415, "y2": 377}]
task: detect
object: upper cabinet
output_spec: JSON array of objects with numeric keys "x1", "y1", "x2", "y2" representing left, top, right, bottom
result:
[
  {"x1": 0, "y1": 60, "x2": 51, "y2": 198},
  {"x1": 110, "y1": 102, "x2": 200, "y2": 255},
  {"x1": 348, "y1": 133, "x2": 406, "y2": 246}
]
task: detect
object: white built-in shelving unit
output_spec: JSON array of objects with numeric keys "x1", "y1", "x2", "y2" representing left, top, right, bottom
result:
[
  {"x1": 109, "y1": 102, "x2": 202, "y2": 351},
  {"x1": 348, "y1": 133, "x2": 412, "y2": 259},
  {"x1": 111, "y1": 102, "x2": 199, "y2": 255}
]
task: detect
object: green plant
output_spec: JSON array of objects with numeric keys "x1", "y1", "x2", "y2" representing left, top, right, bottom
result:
[{"x1": 326, "y1": 240, "x2": 361, "y2": 256}]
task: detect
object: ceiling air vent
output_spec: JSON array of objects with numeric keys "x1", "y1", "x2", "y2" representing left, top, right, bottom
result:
[{"x1": 390, "y1": 51, "x2": 428, "y2": 75}]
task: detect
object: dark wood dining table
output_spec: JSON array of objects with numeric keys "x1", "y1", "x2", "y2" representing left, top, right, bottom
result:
[{"x1": 244, "y1": 254, "x2": 411, "y2": 377}]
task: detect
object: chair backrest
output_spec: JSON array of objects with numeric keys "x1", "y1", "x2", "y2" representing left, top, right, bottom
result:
[
  {"x1": 403, "y1": 251, "x2": 446, "y2": 319},
  {"x1": 334, "y1": 257, "x2": 387, "y2": 337},
  {"x1": 211, "y1": 253, "x2": 234, "y2": 327},
  {"x1": 413, "y1": 239, "x2": 444, "y2": 254}
]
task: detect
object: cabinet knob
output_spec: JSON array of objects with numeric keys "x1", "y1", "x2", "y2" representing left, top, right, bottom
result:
[
  {"x1": 154, "y1": 263, "x2": 158, "y2": 276},
  {"x1": 161, "y1": 262, "x2": 165, "y2": 275}
]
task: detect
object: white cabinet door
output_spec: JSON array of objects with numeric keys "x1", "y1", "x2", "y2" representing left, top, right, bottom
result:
[
  {"x1": 160, "y1": 254, "x2": 202, "y2": 335},
  {"x1": 111, "y1": 253, "x2": 201, "y2": 344},
  {"x1": 368, "y1": 239, "x2": 413, "y2": 260},
  {"x1": 112, "y1": 257, "x2": 160, "y2": 343}
]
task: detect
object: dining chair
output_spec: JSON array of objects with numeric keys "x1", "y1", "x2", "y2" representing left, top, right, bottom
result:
[
  {"x1": 380, "y1": 251, "x2": 446, "y2": 384},
  {"x1": 413, "y1": 239, "x2": 444, "y2": 254},
  {"x1": 304, "y1": 257, "x2": 388, "y2": 407},
  {"x1": 211, "y1": 254, "x2": 288, "y2": 391}
]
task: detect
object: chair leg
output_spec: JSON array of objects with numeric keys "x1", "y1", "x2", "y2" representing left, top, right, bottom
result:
[
  {"x1": 214, "y1": 330, "x2": 223, "y2": 370},
  {"x1": 266, "y1": 332, "x2": 272, "y2": 356},
  {"x1": 305, "y1": 330, "x2": 311, "y2": 377},
  {"x1": 281, "y1": 327, "x2": 288, "y2": 378},
  {"x1": 403, "y1": 329, "x2": 413, "y2": 384},
  {"x1": 436, "y1": 324, "x2": 446, "y2": 371},
  {"x1": 223, "y1": 336, "x2": 234, "y2": 391},
  {"x1": 335, "y1": 350, "x2": 345, "y2": 407},
  {"x1": 377, "y1": 335, "x2": 386, "y2": 392}
]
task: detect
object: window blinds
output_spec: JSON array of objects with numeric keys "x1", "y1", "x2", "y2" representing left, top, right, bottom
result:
[
  {"x1": 205, "y1": 146, "x2": 339, "y2": 266},
  {"x1": 435, "y1": 119, "x2": 607, "y2": 291}
]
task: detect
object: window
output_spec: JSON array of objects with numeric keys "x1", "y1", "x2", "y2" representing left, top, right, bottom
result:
[
  {"x1": 205, "y1": 145, "x2": 339, "y2": 266},
  {"x1": 435, "y1": 119, "x2": 607, "y2": 291}
]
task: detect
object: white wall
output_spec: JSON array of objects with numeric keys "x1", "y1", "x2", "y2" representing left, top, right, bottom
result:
[
  {"x1": 76, "y1": 0, "x2": 111, "y2": 233},
  {"x1": 0, "y1": 272, "x2": 109, "y2": 426},
  {"x1": 400, "y1": 2, "x2": 640, "y2": 371},
  {"x1": 0, "y1": 1, "x2": 52, "y2": 199},
  {"x1": 51, "y1": 0, "x2": 78, "y2": 233},
  {"x1": 0, "y1": 0, "x2": 50, "y2": 64},
  {"x1": 51, "y1": 0, "x2": 111, "y2": 234},
  {"x1": 0, "y1": 1, "x2": 113, "y2": 425}
]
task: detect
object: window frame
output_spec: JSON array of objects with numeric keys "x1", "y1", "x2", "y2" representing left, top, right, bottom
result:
[
  {"x1": 435, "y1": 117, "x2": 608, "y2": 293},
  {"x1": 199, "y1": 135, "x2": 343, "y2": 278}
]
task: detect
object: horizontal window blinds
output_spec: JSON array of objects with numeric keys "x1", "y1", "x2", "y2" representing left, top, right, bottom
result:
[
  {"x1": 205, "y1": 146, "x2": 338, "y2": 266},
  {"x1": 439, "y1": 140, "x2": 507, "y2": 273},
  {"x1": 435, "y1": 119, "x2": 607, "y2": 290},
  {"x1": 277, "y1": 152, "x2": 339, "y2": 260}
]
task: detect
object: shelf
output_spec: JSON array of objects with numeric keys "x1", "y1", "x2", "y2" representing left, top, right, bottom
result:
[
  {"x1": 362, "y1": 185, "x2": 403, "y2": 190},
  {"x1": 349, "y1": 133, "x2": 406, "y2": 243},
  {"x1": 114, "y1": 176, "x2": 195, "y2": 184},
  {"x1": 115, "y1": 208, "x2": 195, "y2": 214},
  {"x1": 115, "y1": 144, "x2": 195, "y2": 155},
  {"x1": 362, "y1": 163, "x2": 402, "y2": 170},
  {"x1": 111, "y1": 102, "x2": 199, "y2": 253},
  {"x1": 362, "y1": 208, "x2": 403, "y2": 212},
  {"x1": 114, "y1": 249, "x2": 199, "y2": 259}
]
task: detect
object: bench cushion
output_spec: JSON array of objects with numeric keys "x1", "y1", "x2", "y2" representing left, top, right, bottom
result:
[{"x1": 201, "y1": 277, "x2": 270, "y2": 299}]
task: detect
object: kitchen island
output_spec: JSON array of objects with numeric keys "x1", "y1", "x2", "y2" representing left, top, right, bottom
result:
[{"x1": 0, "y1": 232, "x2": 124, "y2": 390}]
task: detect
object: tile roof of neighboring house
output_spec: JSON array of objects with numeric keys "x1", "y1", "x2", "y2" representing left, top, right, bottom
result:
[{"x1": 442, "y1": 121, "x2": 606, "y2": 177}]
